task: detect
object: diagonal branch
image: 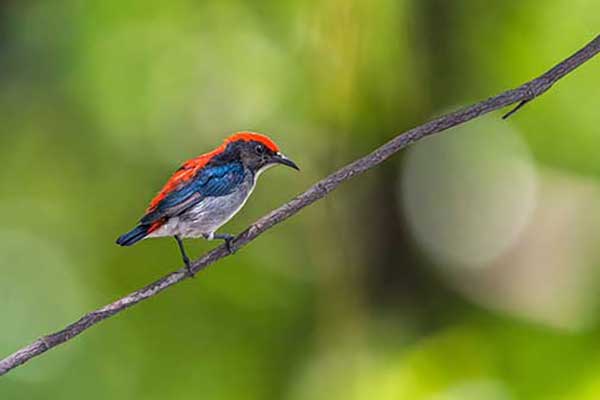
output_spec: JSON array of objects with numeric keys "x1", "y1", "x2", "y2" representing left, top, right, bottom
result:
[{"x1": 1, "y1": 34, "x2": 599, "y2": 377}]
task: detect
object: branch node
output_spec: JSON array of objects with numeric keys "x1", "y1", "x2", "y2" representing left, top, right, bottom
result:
[
  {"x1": 502, "y1": 84, "x2": 541, "y2": 119},
  {"x1": 38, "y1": 337, "x2": 51, "y2": 351}
]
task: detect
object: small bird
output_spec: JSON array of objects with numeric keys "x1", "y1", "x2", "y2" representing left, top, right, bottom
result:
[{"x1": 116, "y1": 132, "x2": 299, "y2": 275}]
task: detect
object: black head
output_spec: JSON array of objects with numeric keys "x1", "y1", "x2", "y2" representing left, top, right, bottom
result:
[
  {"x1": 211, "y1": 133, "x2": 299, "y2": 174},
  {"x1": 237, "y1": 140, "x2": 299, "y2": 174}
]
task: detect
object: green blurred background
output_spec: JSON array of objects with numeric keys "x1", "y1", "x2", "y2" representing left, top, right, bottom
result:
[{"x1": 1, "y1": 1, "x2": 600, "y2": 399}]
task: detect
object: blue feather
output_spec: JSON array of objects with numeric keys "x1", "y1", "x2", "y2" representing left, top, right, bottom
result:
[
  {"x1": 116, "y1": 225, "x2": 149, "y2": 246},
  {"x1": 141, "y1": 162, "x2": 247, "y2": 224},
  {"x1": 194, "y1": 163, "x2": 246, "y2": 197}
]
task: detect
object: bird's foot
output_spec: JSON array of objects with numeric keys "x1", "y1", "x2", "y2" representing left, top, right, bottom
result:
[
  {"x1": 183, "y1": 255, "x2": 195, "y2": 278},
  {"x1": 175, "y1": 235, "x2": 195, "y2": 278},
  {"x1": 213, "y1": 233, "x2": 236, "y2": 254}
]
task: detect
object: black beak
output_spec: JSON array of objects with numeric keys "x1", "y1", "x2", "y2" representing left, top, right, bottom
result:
[{"x1": 273, "y1": 153, "x2": 300, "y2": 171}]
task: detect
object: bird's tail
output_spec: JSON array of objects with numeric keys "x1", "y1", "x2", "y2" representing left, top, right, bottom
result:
[{"x1": 116, "y1": 225, "x2": 149, "y2": 246}]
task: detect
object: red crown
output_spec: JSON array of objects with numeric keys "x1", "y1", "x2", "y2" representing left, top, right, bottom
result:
[{"x1": 226, "y1": 132, "x2": 280, "y2": 152}]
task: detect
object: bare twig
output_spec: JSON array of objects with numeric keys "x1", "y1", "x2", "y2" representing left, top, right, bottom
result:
[
  {"x1": 1, "y1": 34, "x2": 599, "y2": 377},
  {"x1": 502, "y1": 99, "x2": 530, "y2": 119}
]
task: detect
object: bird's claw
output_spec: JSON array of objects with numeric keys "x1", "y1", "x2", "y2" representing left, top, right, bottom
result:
[
  {"x1": 213, "y1": 233, "x2": 236, "y2": 254},
  {"x1": 175, "y1": 236, "x2": 195, "y2": 278},
  {"x1": 183, "y1": 257, "x2": 195, "y2": 278},
  {"x1": 224, "y1": 237, "x2": 235, "y2": 254}
]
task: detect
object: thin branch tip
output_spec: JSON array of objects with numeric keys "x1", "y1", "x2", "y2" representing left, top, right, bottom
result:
[{"x1": 502, "y1": 99, "x2": 530, "y2": 119}]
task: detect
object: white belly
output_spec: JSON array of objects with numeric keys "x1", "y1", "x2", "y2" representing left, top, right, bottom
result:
[{"x1": 147, "y1": 174, "x2": 255, "y2": 239}]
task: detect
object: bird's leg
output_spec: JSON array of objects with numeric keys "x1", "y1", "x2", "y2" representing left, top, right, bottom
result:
[
  {"x1": 211, "y1": 233, "x2": 236, "y2": 254},
  {"x1": 174, "y1": 235, "x2": 194, "y2": 277}
]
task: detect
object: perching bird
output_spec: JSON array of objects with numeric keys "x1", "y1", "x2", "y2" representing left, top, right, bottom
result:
[{"x1": 116, "y1": 132, "x2": 299, "y2": 275}]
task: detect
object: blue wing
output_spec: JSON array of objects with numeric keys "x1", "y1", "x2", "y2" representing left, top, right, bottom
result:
[{"x1": 141, "y1": 162, "x2": 246, "y2": 224}]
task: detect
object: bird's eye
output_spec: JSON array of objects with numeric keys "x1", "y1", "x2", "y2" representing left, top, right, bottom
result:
[{"x1": 255, "y1": 144, "x2": 265, "y2": 154}]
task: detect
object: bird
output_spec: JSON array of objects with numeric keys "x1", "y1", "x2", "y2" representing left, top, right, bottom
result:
[{"x1": 116, "y1": 132, "x2": 299, "y2": 276}]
